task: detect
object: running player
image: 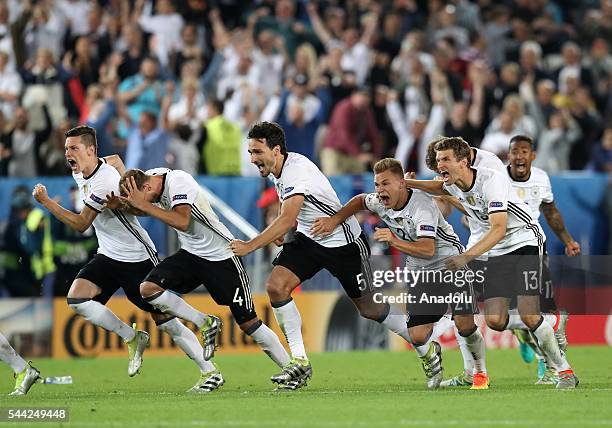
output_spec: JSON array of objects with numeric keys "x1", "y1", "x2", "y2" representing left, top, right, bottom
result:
[
  {"x1": 507, "y1": 135, "x2": 580, "y2": 382},
  {"x1": 117, "y1": 167, "x2": 292, "y2": 391},
  {"x1": 311, "y1": 158, "x2": 488, "y2": 389},
  {"x1": 406, "y1": 137, "x2": 578, "y2": 389},
  {"x1": 32, "y1": 126, "x2": 219, "y2": 392},
  {"x1": 0, "y1": 333, "x2": 40, "y2": 395},
  {"x1": 230, "y1": 122, "x2": 415, "y2": 390}
]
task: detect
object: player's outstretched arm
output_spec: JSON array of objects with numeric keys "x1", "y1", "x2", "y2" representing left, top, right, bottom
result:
[
  {"x1": 104, "y1": 191, "x2": 148, "y2": 216},
  {"x1": 374, "y1": 228, "x2": 436, "y2": 258},
  {"x1": 120, "y1": 177, "x2": 191, "y2": 231},
  {"x1": 403, "y1": 177, "x2": 445, "y2": 195},
  {"x1": 311, "y1": 194, "x2": 366, "y2": 237},
  {"x1": 451, "y1": 211, "x2": 507, "y2": 269},
  {"x1": 32, "y1": 184, "x2": 97, "y2": 233},
  {"x1": 540, "y1": 201, "x2": 581, "y2": 256},
  {"x1": 231, "y1": 195, "x2": 304, "y2": 257}
]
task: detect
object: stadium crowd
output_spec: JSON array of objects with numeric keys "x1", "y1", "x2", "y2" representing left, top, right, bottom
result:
[
  {"x1": 0, "y1": 0, "x2": 609, "y2": 178},
  {"x1": 0, "y1": 0, "x2": 611, "y2": 297}
]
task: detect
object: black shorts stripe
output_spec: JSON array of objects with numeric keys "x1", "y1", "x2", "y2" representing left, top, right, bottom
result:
[
  {"x1": 112, "y1": 210, "x2": 159, "y2": 264},
  {"x1": 231, "y1": 256, "x2": 253, "y2": 311}
]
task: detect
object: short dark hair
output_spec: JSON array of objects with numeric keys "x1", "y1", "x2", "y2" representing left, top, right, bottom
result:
[
  {"x1": 247, "y1": 121, "x2": 287, "y2": 155},
  {"x1": 373, "y1": 158, "x2": 404, "y2": 177},
  {"x1": 425, "y1": 136, "x2": 448, "y2": 172},
  {"x1": 65, "y1": 125, "x2": 97, "y2": 154},
  {"x1": 434, "y1": 136, "x2": 471, "y2": 162},
  {"x1": 207, "y1": 98, "x2": 224, "y2": 115},
  {"x1": 509, "y1": 134, "x2": 534, "y2": 148},
  {"x1": 119, "y1": 169, "x2": 149, "y2": 196}
]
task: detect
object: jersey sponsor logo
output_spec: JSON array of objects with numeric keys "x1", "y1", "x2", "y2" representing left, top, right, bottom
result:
[
  {"x1": 284, "y1": 186, "x2": 294, "y2": 195},
  {"x1": 419, "y1": 224, "x2": 435, "y2": 232},
  {"x1": 489, "y1": 201, "x2": 504, "y2": 208},
  {"x1": 89, "y1": 193, "x2": 104, "y2": 204},
  {"x1": 172, "y1": 194, "x2": 188, "y2": 201}
]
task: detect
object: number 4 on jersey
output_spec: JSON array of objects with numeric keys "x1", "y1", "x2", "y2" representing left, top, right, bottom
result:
[{"x1": 233, "y1": 288, "x2": 244, "y2": 306}]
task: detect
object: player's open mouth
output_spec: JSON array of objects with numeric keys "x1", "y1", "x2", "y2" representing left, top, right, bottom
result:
[
  {"x1": 379, "y1": 195, "x2": 390, "y2": 205},
  {"x1": 439, "y1": 170, "x2": 450, "y2": 182},
  {"x1": 255, "y1": 162, "x2": 265, "y2": 173},
  {"x1": 516, "y1": 161, "x2": 526, "y2": 172},
  {"x1": 67, "y1": 159, "x2": 77, "y2": 169}
]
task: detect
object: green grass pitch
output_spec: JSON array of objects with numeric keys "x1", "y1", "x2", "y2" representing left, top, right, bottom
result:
[{"x1": 0, "y1": 346, "x2": 610, "y2": 427}]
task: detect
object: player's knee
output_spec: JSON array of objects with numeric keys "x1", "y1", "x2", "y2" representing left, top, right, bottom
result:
[
  {"x1": 486, "y1": 315, "x2": 508, "y2": 332},
  {"x1": 140, "y1": 281, "x2": 163, "y2": 299},
  {"x1": 520, "y1": 314, "x2": 542, "y2": 330},
  {"x1": 265, "y1": 278, "x2": 290, "y2": 300},
  {"x1": 454, "y1": 315, "x2": 476, "y2": 333}
]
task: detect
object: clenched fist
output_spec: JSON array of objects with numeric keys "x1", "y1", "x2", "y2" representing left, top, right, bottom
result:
[{"x1": 32, "y1": 184, "x2": 49, "y2": 204}]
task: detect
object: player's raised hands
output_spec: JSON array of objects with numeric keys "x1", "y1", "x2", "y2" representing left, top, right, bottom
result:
[
  {"x1": 311, "y1": 217, "x2": 337, "y2": 237},
  {"x1": 565, "y1": 240, "x2": 581, "y2": 257},
  {"x1": 404, "y1": 171, "x2": 416, "y2": 180},
  {"x1": 104, "y1": 191, "x2": 123, "y2": 210},
  {"x1": 120, "y1": 176, "x2": 149, "y2": 212},
  {"x1": 32, "y1": 184, "x2": 49, "y2": 204}
]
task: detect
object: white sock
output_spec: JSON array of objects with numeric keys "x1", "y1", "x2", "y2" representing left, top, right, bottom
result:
[
  {"x1": 68, "y1": 299, "x2": 135, "y2": 341},
  {"x1": 0, "y1": 333, "x2": 26, "y2": 373},
  {"x1": 271, "y1": 298, "x2": 307, "y2": 360},
  {"x1": 506, "y1": 309, "x2": 557, "y2": 330},
  {"x1": 380, "y1": 305, "x2": 411, "y2": 342},
  {"x1": 146, "y1": 291, "x2": 208, "y2": 327},
  {"x1": 462, "y1": 328, "x2": 487, "y2": 374},
  {"x1": 248, "y1": 321, "x2": 291, "y2": 368},
  {"x1": 430, "y1": 315, "x2": 454, "y2": 342},
  {"x1": 157, "y1": 318, "x2": 216, "y2": 373},
  {"x1": 413, "y1": 342, "x2": 430, "y2": 358},
  {"x1": 455, "y1": 328, "x2": 475, "y2": 375},
  {"x1": 531, "y1": 318, "x2": 571, "y2": 372}
]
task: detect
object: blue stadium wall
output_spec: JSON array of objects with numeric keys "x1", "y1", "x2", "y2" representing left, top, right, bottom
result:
[{"x1": 0, "y1": 173, "x2": 609, "y2": 255}]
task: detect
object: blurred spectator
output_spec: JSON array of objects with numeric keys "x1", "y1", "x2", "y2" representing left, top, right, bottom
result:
[
  {"x1": 590, "y1": 128, "x2": 612, "y2": 173},
  {"x1": 117, "y1": 56, "x2": 164, "y2": 136},
  {"x1": 269, "y1": 74, "x2": 330, "y2": 162},
  {"x1": 133, "y1": 0, "x2": 184, "y2": 68},
  {"x1": 252, "y1": 30, "x2": 286, "y2": 99},
  {"x1": 6, "y1": 103, "x2": 52, "y2": 177},
  {"x1": 11, "y1": 1, "x2": 65, "y2": 63},
  {"x1": 169, "y1": 23, "x2": 206, "y2": 80},
  {"x1": 480, "y1": 111, "x2": 515, "y2": 161},
  {"x1": 556, "y1": 42, "x2": 594, "y2": 94},
  {"x1": 83, "y1": 83, "x2": 117, "y2": 157},
  {"x1": 167, "y1": 79, "x2": 207, "y2": 132},
  {"x1": 0, "y1": 111, "x2": 9, "y2": 176},
  {"x1": 57, "y1": 0, "x2": 92, "y2": 37},
  {"x1": 201, "y1": 98, "x2": 241, "y2": 176},
  {"x1": 533, "y1": 109, "x2": 582, "y2": 174},
  {"x1": 115, "y1": 24, "x2": 148, "y2": 81},
  {"x1": 321, "y1": 87, "x2": 381, "y2": 175},
  {"x1": 125, "y1": 110, "x2": 169, "y2": 172},
  {"x1": 167, "y1": 123, "x2": 200, "y2": 176},
  {"x1": 1, "y1": 186, "x2": 54, "y2": 297},
  {"x1": 0, "y1": 50, "x2": 22, "y2": 120}
]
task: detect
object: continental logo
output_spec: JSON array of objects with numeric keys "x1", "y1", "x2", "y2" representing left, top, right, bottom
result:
[{"x1": 52, "y1": 293, "x2": 339, "y2": 358}]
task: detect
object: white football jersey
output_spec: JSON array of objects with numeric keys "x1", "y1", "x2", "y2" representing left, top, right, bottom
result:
[
  {"x1": 272, "y1": 152, "x2": 362, "y2": 248},
  {"x1": 507, "y1": 166, "x2": 553, "y2": 221},
  {"x1": 465, "y1": 147, "x2": 506, "y2": 251},
  {"x1": 145, "y1": 168, "x2": 234, "y2": 261},
  {"x1": 364, "y1": 189, "x2": 463, "y2": 269},
  {"x1": 443, "y1": 166, "x2": 544, "y2": 257},
  {"x1": 74, "y1": 160, "x2": 157, "y2": 263},
  {"x1": 471, "y1": 147, "x2": 505, "y2": 173}
]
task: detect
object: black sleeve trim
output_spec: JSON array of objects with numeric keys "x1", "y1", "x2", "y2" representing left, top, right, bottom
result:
[
  {"x1": 488, "y1": 209, "x2": 507, "y2": 215},
  {"x1": 283, "y1": 193, "x2": 305, "y2": 201},
  {"x1": 172, "y1": 203, "x2": 192, "y2": 210},
  {"x1": 416, "y1": 235, "x2": 436, "y2": 240},
  {"x1": 84, "y1": 202, "x2": 102, "y2": 213}
]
